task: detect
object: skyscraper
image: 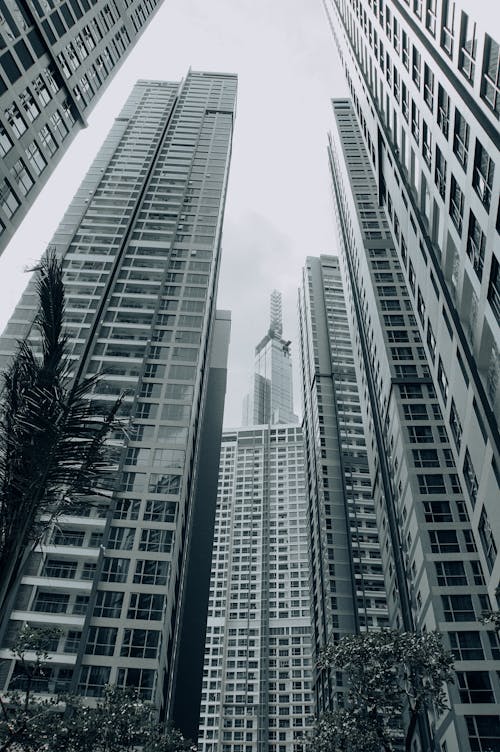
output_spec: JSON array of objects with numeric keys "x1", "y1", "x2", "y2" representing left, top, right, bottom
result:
[
  {"x1": 0, "y1": 70, "x2": 237, "y2": 723},
  {"x1": 298, "y1": 254, "x2": 389, "y2": 713},
  {"x1": 328, "y1": 97, "x2": 500, "y2": 752},
  {"x1": 322, "y1": 0, "x2": 499, "y2": 609},
  {"x1": 0, "y1": 0, "x2": 166, "y2": 253},
  {"x1": 198, "y1": 425, "x2": 313, "y2": 752},
  {"x1": 199, "y1": 295, "x2": 312, "y2": 752},
  {"x1": 242, "y1": 290, "x2": 298, "y2": 426}
]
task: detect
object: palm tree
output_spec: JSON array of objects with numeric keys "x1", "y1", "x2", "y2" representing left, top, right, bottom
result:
[{"x1": 0, "y1": 251, "x2": 122, "y2": 618}]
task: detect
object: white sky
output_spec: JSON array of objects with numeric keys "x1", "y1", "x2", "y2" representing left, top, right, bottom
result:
[{"x1": 0, "y1": 0, "x2": 347, "y2": 425}]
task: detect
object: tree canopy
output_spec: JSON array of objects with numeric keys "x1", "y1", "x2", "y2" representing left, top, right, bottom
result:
[
  {"x1": 0, "y1": 627, "x2": 193, "y2": 752},
  {"x1": 308, "y1": 629, "x2": 455, "y2": 752},
  {"x1": 0, "y1": 251, "x2": 122, "y2": 615}
]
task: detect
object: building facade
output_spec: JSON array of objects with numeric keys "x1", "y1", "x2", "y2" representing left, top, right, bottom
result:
[
  {"x1": 298, "y1": 255, "x2": 389, "y2": 713},
  {"x1": 242, "y1": 290, "x2": 298, "y2": 427},
  {"x1": 322, "y1": 0, "x2": 500, "y2": 614},
  {"x1": 0, "y1": 70, "x2": 237, "y2": 724},
  {"x1": 199, "y1": 293, "x2": 312, "y2": 752},
  {"x1": 198, "y1": 424, "x2": 313, "y2": 752},
  {"x1": 0, "y1": 0, "x2": 165, "y2": 253},
  {"x1": 328, "y1": 98, "x2": 500, "y2": 752}
]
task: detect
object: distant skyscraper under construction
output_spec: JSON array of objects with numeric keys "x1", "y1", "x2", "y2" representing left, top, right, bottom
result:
[
  {"x1": 0, "y1": 70, "x2": 237, "y2": 725},
  {"x1": 0, "y1": 0, "x2": 166, "y2": 253},
  {"x1": 242, "y1": 290, "x2": 298, "y2": 426}
]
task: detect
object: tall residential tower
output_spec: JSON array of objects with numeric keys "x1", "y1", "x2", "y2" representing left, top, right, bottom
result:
[
  {"x1": 328, "y1": 97, "x2": 500, "y2": 752},
  {"x1": 0, "y1": 0, "x2": 165, "y2": 252},
  {"x1": 298, "y1": 255, "x2": 389, "y2": 713},
  {"x1": 0, "y1": 70, "x2": 237, "y2": 724},
  {"x1": 323, "y1": 0, "x2": 500, "y2": 611},
  {"x1": 199, "y1": 296, "x2": 312, "y2": 752}
]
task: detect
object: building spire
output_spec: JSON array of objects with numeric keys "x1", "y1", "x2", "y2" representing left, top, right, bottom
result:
[{"x1": 269, "y1": 289, "x2": 283, "y2": 338}]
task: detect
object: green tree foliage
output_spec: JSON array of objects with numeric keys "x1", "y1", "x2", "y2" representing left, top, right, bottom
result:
[
  {"x1": 308, "y1": 630, "x2": 455, "y2": 752},
  {"x1": 0, "y1": 627, "x2": 193, "y2": 752},
  {"x1": 0, "y1": 251, "x2": 122, "y2": 614}
]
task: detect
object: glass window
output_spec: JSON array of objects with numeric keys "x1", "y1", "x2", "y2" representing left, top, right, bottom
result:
[
  {"x1": 78, "y1": 665, "x2": 110, "y2": 697},
  {"x1": 101, "y1": 557, "x2": 129, "y2": 582},
  {"x1": 441, "y1": 0, "x2": 455, "y2": 56},
  {"x1": 25, "y1": 141, "x2": 46, "y2": 175},
  {"x1": 449, "y1": 175, "x2": 464, "y2": 235},
  {"x1": 479, "y1": 507, "x2": 497, "y2": 571},
  {"x1": 467, "y1": 211, "x2": 486, "y2": 280},
  {"x1": 116, "y1": 667, "x2": 155, "y2": 700},
  {"x1": 488, "y1": 255, "x2": 500, "y2": 326},
  {"x1": 19, "y1": 89, "x2": 40, "y2": 122},
  {"x1": 120, "y1": 629, "x2": 159, "y2": 659},
  {"x1": 127, "y1": 593, "x2": 164, "y2": 620},
  {"x1": 85, "y1": 626, "x2": 118, "y2": 656},
  {"x1": 463, "y1": 449, "x2": 478, "y2": 507},
  {"x1": 481, "y1": 34, "x2": 500, "y2": 117},
  {"x1": 34, "y1": 591, "x2": 69, "y2": 613},
  {"x1": 423, "y1": 63, "x2": 434, "y2": 109},
  {"x1": 93, "y1": 590, "x2": 123, "y2": 618},
  {"x1": 449, "y1": 632, "x2": 484, "y2": 661},
  {"x1": 43, "y1": 559, "x2": 77, "y2": 578},
  {"x1": 10, "y1": 158, "x2": 33, "y2": 196},
  {"x1": 5, "y1": 104, "x2": 26, "y2": 137},
  {"x1": 458, "y1": 12, "x2": 477, "y2": 83},
  {"x1": 412, "y1": 46, "x2": 421, "y2": 88},
  {"x1": 38, "y1": 124, "x2": 58, "y2": 155},
  {"x1": 435, "y1": 561, "x2": 467, "y2": 586},
  {"x1": 133, "y1": 559, "x2": 169, "y2": 586},
  {"x1": 442, "y1": 594, "x2": 475, "y2": 621},
  {"x1": 425, "y1": 0, "x2": 437, "y2": 35},
  {"x1": 0, "y1": 123, "x2": 12, "y2": 156},
  {"x1": 434, "y1": 145, "x2": 447, "y2": 199},
  {"x1": 453, "y1": 110, "x2": 470, "y2": 169},
  {"x1": 437, "y1": 84, "x2": 450, "y2": 138},
  {"x1": 107, "y1": 526, "x2": 135, "y2": 550},
  {"x1": 138, "y1": 528, "x2": 173, "y2": 552},
  {"x1": 473, "y1": 140, "x2": 495, "y2": 212},
  {"x1": 457, "y1": 672, "x2": 495, "y2": 703}
]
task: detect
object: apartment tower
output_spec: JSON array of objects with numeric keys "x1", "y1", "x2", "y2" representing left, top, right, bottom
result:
[
  {"x1": 328, "y1": 97, "x2": 500, "y2": 752},
  {"x1": 198, "y1": 300, "x2": 312, "y2": 752},
  {"x1": 298, "y1": 255, "x2": 389, "y2": 713},
  {"x1": 322, "y1": 0, "x2": 499, "y2": 613},
  {"x1": 0, "y1": 0, "x2": 165, "y2": 252},
  {"x1": 0, "y1": 70, "x2": 237, "y2": 724}
]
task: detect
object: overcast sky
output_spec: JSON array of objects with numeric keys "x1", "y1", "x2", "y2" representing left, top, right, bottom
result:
[{"x1": 0, "y1": 0, "x2": 347, "y2": 425}]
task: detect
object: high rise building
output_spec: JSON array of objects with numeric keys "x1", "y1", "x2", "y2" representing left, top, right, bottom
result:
[
  {"x1": 298, "y1": 254, "x2": 389, "y2": 713},
  {"x1": 322, "y1": 0, "x2": 499, "y2": 611},
  {"x1": 198, "y1": 297, "x2": 312, "y2": 751},
  {"x1": 197, "y1": 424, "x2": 313, "y2": 752},
  {"x1": 0, "y1": 0, "x2": 165, "y2": 253},
  {"x1": 0, "y1": 70, "x2": 237, "y2": 724},
  {"x1": 242, "y1": 290, "x2": 298, "y2": 426},
  {"x1": 328, "y1": 97, "x2": 500, "y2": 752}
]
